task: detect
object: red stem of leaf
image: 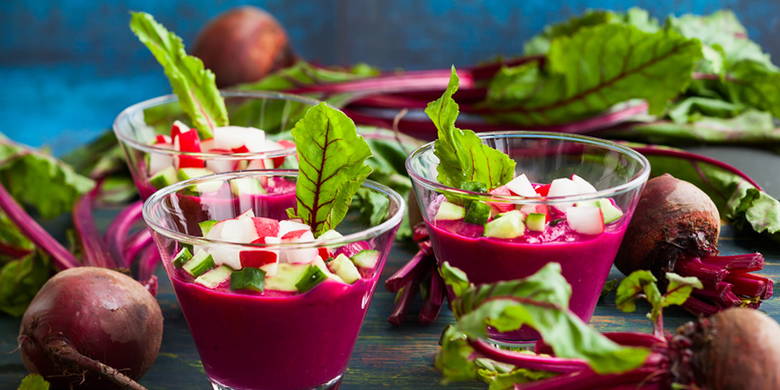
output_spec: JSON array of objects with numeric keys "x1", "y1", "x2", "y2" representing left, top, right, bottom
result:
[
  {"x1": 0, "y1": 182, "x2": 79, "y2": 270},
  {"x1": 514, "y1": 366, "x2": 662, "y2": 390},
  {"x1": 385, "y1": 240, "x2": 434, "y2": 292},
  {"x1": 469, "y1": 339, "x2": 589, "y2": 374},
  {"x1": 124, "y1": 228, "x2": 153, "y2": 266},
  {"x1": 137, "y1": 244, "x2": 161, "y2": 284},
  {"x1": 700, "y1": 253, "x2": 764, "y2": 272},
  {"x1": 388, "y1": 278, "x2": 419, "y2": 326},
  {"x1": 73, "y1": 185, "x2": 114, "y2": 268},
  {"x1": 104, "y1": 201, "x2": 143, "y2": 267},
  {"x1": 0, "y1": 242, "x2": 32, "y2": 259},
  {"x1": 418, "y1": 270, "x2": 445, "y2": 324},
  {"x1": 630, "y1": 146, "x2": 763, "y2": 190}
]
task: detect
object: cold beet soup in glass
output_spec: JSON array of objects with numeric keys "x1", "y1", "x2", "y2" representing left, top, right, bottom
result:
[
  {"x1": 143, "y1": 171, "x2": 404, "y2": 389},
  {"x1": 407, "y1": 131, "x2": 650, "y2": 342}
]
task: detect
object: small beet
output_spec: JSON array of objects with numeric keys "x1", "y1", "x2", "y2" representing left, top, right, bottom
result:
[
  {"x1": 616, "y1": 173, "x2": 720, "y2": 277},
  {"x1": 18, "y1": 267, "x2": 163, "y2": 390},
  {"x1": 193, "y1": 6, "x2": 297, "y2": 87},
  {"x1": 671, "y1": 307, "x2": 780, "y2": 390}
]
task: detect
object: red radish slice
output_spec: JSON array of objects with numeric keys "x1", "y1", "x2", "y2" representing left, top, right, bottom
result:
[
  {"x1": 279, "y1": 229, "x2": 317, "y2": 264},
  {"x1": 232, "y1": 145, "x2": 250, "y2": 154},
  {"x1": 519, "y1": 204, "x2": 549, "y2": 217},
  {"x1": 251, "y1": 217, "x2": 280, "y2": 238},
  {"x1": 282, "y1": 229, "x2": 310, "y2": 240},
  {"x1": 571, "y1": 174, "x2": 598, "y2": 194},
  {"x1": 240, "y1": 235, "x2": 280, "y2": 268},
  {"x1": 278, "y1": 220, "x2": 311, "y2": 238},
  {"x1": 535, "y1": 183, "x2": 551, "y2": 196},
  {"x1": 505, "y1": 174, "x2": 538, "y2": 197},
  {"x1": 154, "y1": 134, "x2": 172, "y2": 144},
  {"x1": 272, "y1": 140, "x2": 295, "y2": 167},
  {"x1": 148, "y1": 148, "x2": 173, "y2": 175},
  {"x1": 200, "y1": 138, "x2": 215, "y2": 151},
  {"x1": 170, "y1": 121, "x2": 189, "y2": 139},
  {"x1": 487, "y1": 186, "x2": 515, "y2": 213},
  {"x1": 547, "y1": 178, "x2": 581, "y2": 210},
  {"x1": 206, "y1": 158, "x2": 237, "y2": 173},
  {"x1": 566, "y1": 206, "x2": 605, "y2": 235},
  {"x1": 237, "y1": 209, "x2": 255, "y2": 219},
  {"x1": 173, "y1": 125, "x2": 205, "y2": 168},
  {"x1": 218, "y1": 216, "x2": 259, "y2": 243},
  {"x1": 214, "y1": 126, "x2": 266, "y2": 152}
]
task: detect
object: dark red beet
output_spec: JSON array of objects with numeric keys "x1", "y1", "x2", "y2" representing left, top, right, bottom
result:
[
  {"x1": 671, "y1": 308, "x2": 780, "y2": 390},
  {"x1": 193, "y1": 6, "x2": 297, "y2": 87},
  {"x1": 616, "y1": 174, "x2": 720, "y2": 277},
  {"x1": 18, "y1": 267, "x2": 163, "y2": 390}
]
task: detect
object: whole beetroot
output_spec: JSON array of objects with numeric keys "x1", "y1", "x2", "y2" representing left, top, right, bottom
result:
[
  {"x1": 193, "y1": 6, "x2": 296, "y2": 87},
  {"x1": 18, "y1": 267, "x2": 163, "y2": 390},
  {"x1": 671, "y1": 307, "x2": 780, "y2": 389},
  {"x1": 616, "y1": 173, "x2": 720, "y2": 277},
  {"x1": 615, "y1": 174, "x2": 773, "y2": 316}
]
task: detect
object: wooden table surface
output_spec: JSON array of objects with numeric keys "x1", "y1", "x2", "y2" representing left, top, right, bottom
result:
[{"x1": 1, "y1": 146, "x2": 778, "y2": 389}]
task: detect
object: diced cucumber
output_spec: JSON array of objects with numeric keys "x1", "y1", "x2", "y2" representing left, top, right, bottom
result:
[
  {"x1": 230, "y1": 177, "x2": 266, "y2": 196},
  {"x1": 351, "y1": 249, "x2": 380, "y2": 269},
  {"x1": 230, "y1": 267, "x2": 266, "y2": 292},
  {"x1": 295, "y1": 264, "x2": 328, "y2": 292},
  {"x1": 484, "y1": 210, "x2": 525, "y2": 239},
  {"x1": 526, "y1": 213, "x2": 546, "y2": 232},
  {"x1": 434, "y1": 201, "x2": 466, "y2": 221},
  {"x1": 149, "y1": 166, "x2": 177, "y2": 189},
  {"x1": 461, "y1": 181, "x2": 487, "y2": 193},
  {"x1": 328, "y1": 254, "x2": 361, "y2": 284},
  {"x1": 199, "y1": 220, "x2": 218, "y2": 236},
  {"x1": 464, "y1": 201, "x2": 490, "y2": 225},
  {"x1": 265, "y1": 263, "x2": 309, "y2": 291},
  {"x1": 313, "y1": 256, "x2": 344, "y2": 283},
  {"x1": 183, "y1": 251, "x2": 216, "y2": 277},
  {"x1": 195, "y1": 265, "x2": 232, "y2": 288},
  {"x1": 597, "y1": 198, "x2": 624, "y2": 223},
  {"x1": 172, "y1": 247, "x2": 193, "y2": 268},
  {"x1": 177, "y1": 168, "x2": 214, "y2": 181}
]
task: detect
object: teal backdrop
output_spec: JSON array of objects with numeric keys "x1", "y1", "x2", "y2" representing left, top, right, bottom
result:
[{"x1": 2, "y1": 0, "x2": 779, "y2": 154}]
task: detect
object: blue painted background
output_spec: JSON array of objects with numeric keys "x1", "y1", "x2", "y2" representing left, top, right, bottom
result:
[{"x1": 2, "y1": 0, "x2": 779, "y2": 154}]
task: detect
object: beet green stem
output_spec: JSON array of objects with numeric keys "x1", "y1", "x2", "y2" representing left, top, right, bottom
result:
[
  {"x1": 0, "y1": 182, "x2": 79, "y2": 269},
  {"x1": 469, "y1": 339, "x2": 589, "y2": 374}
]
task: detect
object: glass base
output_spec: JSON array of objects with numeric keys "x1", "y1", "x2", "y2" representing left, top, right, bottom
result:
[{"x1": 210, "y1": 373, "x2": 343, "y2": 390}]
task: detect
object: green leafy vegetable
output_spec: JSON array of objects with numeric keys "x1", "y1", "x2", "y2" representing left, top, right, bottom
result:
[
  {"x1": 17, "y1": 374, "x2": 50, "y2": 390},
  {"x1": 237, "y1": 61, "x2": 380, "y2": 92},
  {"x1": 616, "y1": 270, "x2": 702, "y2": 333},
  {"x1": 62, "y1": 130, "x2": 136, "y2": 204},
  {"x1": 434, "y1": 325, "x2": 553, "y2": 387},
  {"x1": 0, "y1": 213, "x2": 33, "y2": 263},
  {"x1": 439, "y1": 262, "x2": 649, "y2": 375},
  {"x1": 130, "y1": 12, "x2": 228, "y2": 138},
  {"x1": 429, "y1": 68, "x2": 515, "y2": 190},
  {"x1": 489, "y1": 24, "x2": 702, "y2": 124},
  {"x1": 0, "y1": 135, "x2": 94, "y2": 218},
  {"x1": 290, "y1": 103, "x2": 373, "y2": 236},
  {"x1": 0, "y1": 252, "x2": 53, "y2": 316}
]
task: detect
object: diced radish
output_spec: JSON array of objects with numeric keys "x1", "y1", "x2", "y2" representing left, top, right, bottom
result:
[
  {"x1": 519, "y1": 204, "x2": 548, "y2": 217},
  {"x1": 237, "y1": 209, "x2": 255, "y2": 219},
  {"x1": 280, "y1": 229, "x2": 318, "y2": 264},
  {"x1": 571, "y1": 174, "x2": 598, "y2": 194},
  {"x1": 206, "y1": 157, "x2": 237, "y2": 173},
  {"x1": 207, "y1": 245, "x2": 242, "y2": 270},
  {"x1": 218, "y1": 217, "x2": 260, "y2": 243},
  {"x1": 535, "y1": 183, "x2": 552, "y2": 196},
  {"x1": 154, "y1": 134, "x2": 172, "y2": 144},
  {"x1": 281, "y1": 229, "x2": 310, "y2": 240},
  {"x1": 240, "y1": 236, "x2": 280, "y2": 268},
  {"x1": 148, "y1": 151, "x2": 173, "y2": 176},
  {"x1": 232, "y1": 145, "x2": 250, "y2": 154},
  {"x1": 200, "y1": 138, "x2": 215, "y2": 151},
  {"x1": 251, "y1": 217, "x2": 280, "y2": 238},
  {"x1": 505, "y1": 174, "x2": 538, "y2": 197},
  {"x1": 213, "y1": 126, "x2": 266, "y2": 152},
  {"x1": 170, "y1": 121, "x2": 189, "y2": 139},
  {"x1": 278, "y1": 220, "x2": 311, "y2": 238},
  {"x1": 316, "y1": 230, "x2": 343, "y2": 260},
  {"x1": 548, "y1": 178, "x2": 580, "y2": 197},
  {"x1": 487, "y1": 186, "x2": 515, "y2": 214},
  {"x1": 270, "y1": 140, "x2": 294, "y2": 167},
  {"x1": 566, "y1": 206, "x2": 605, "y2": 235},
  {"x1": 173, "y1": 125, "x2": 204, "y2": 168}
]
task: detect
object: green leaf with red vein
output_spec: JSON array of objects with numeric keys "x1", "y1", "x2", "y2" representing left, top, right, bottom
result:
[
  {"x1": 130, "y1": 12, "x2": 227, "y2": 138},
  {"x1": 488, "y1": 23, "x2": 702, "y2": 125},
  {"x1": 428, "y1": 68, "x2": 515, "y2": 190},
  {"x1": 290, "y1": 103, "x2": 373, "y2": 236}
]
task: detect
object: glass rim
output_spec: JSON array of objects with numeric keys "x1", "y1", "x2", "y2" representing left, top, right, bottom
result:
[
  {"x1": 404, "y1": 131, "x2": 651, "y2": 204},
  {"x1": 112, "y1": 90, "x2": 322, "y2": 160},
  {"x1": 142, "y1": 169, "x2": 406, "y2": 250}
]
